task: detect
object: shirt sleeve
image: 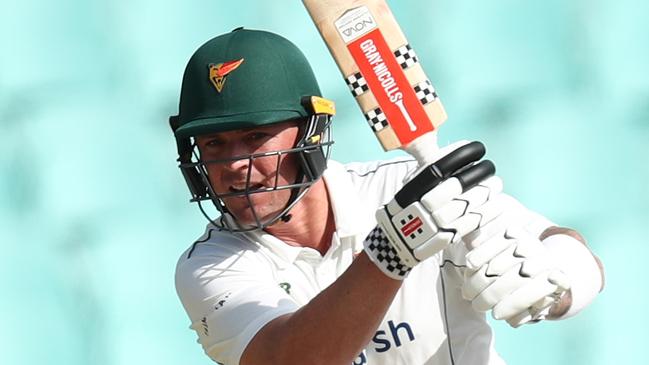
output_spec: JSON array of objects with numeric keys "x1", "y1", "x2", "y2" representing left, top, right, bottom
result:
[{"x1": 175, "y1": 237, "x2": 299, "y2": 365}]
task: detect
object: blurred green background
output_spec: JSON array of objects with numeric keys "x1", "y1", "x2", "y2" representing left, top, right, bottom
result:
[{"x1": 1, "y1": 0, "x2": 647, "y2": 364}]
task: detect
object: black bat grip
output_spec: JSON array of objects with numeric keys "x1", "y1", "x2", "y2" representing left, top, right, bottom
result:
[
  {"x1": 395, "y1": 142, "x2": 488, "y2": 207},
  {"x1": 434, "y1": 141, "x2": 486, "y2": 178},
  {"x1": 455, "y1": 160, "x2": 496, "y2": 192}
]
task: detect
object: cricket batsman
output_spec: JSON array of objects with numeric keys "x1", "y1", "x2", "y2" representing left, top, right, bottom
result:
[{"x1": 170, "y1": 28, "x2": 604, "y2": 365}]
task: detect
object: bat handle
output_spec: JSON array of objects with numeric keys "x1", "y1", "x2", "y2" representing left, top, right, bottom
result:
[{"x1": 403, "y1": 132, "x2": 440, "y2": 167}]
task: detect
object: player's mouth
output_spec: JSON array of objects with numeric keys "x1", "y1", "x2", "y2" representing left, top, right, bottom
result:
[{"x1": 228, "y1": 183, "x2": 265, "y2": 194}]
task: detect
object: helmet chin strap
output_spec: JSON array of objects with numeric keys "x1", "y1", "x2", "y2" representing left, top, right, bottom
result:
[
  {"x1": 274, "y1": 169, "x2": 306, "y2": 225},
  {"x1": 271, "y1": 114, "x2": 324, "y2": 226}
]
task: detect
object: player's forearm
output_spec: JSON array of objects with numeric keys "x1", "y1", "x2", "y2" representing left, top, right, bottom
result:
[{"x1": 241, "y1": 252, "x2": 401, "y2": 365}]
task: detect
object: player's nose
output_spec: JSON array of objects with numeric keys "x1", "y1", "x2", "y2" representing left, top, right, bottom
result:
[
  {"x1": 219, "y1": 140, "x2": 252, "y2": 168},
  {"x1": 223, "y1": 154, "x2": 250, "y2": 173}
]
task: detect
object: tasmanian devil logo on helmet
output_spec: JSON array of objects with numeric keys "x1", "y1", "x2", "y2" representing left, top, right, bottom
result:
[{"x1": 208, "y1": 58, "x2": 245, "y2": 93}]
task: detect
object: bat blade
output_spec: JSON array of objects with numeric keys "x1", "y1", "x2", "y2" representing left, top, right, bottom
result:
[{"x1": 303, "y1": 0, "x2": 447, "y2": 166}]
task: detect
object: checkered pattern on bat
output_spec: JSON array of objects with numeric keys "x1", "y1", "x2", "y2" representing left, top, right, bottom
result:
[
  {"x1": 394, "y1": 44, "x2": 418, "y2": 69},
  {"x1": 365, "y1": 107, "x2": 388, "y2": 132},
  {"x1": 364, "y1": 226, "x2": 411, "y2": 279},
  {"x1": 414, "y1": 80, "x2": 438, "y2": 105},
  {"x1": 345, "y1": 72, "x2": 369, "y2": 97}
]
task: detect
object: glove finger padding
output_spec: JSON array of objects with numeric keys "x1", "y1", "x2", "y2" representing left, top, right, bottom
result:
[
  {"x1": 468, "y1": 192, "x2": 511, "y2": 232},
  {"x1": 465, "y1": 233, "x2": 513, "y2": 271},
  {"x1": 468, "y1": 246, "x2": 565, "y2": 311},
  {"x1": 462, "y1": 244, "x2": 524, "y2": 301},
  {"x1": 429, "y1": 176, "x2": 503, "y2": 226},
  {"x1": 505, "y1": 292, "x2": 562, "y2": 327},
  {"x1": 470, "y1": 263, "x2": 532, "y2": 312},
  {"x1": 465, "y1": 226, "x2": 543, "y2": 272},
  {"x1": 417, "y1": 166, "x2": 501, "y2": 244},
  {"x1": 388, "y1": 162, "x2": 496, "y2": 266},
  {"x1": 365, "y1": 142, "x2": 496, "y2": 279},
  {"x1": 461, "y1": 226, "x2": 572, "y2": 325},
  {"x1": 492, "y1": 270, "x2": 570, "y2": 321},
  {"x1": 462, "y1": 194, "x2": 523, "y2": 250}
]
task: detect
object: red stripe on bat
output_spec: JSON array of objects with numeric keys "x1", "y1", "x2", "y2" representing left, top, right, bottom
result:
[
  {"x1": 347, "y1": 29, "x2": 433, "y2": 145},
  {"x1": 401, "y1": 217, "x2": 423, "y2": 237}
]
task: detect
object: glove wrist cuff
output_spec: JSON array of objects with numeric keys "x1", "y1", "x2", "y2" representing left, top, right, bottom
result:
[
  {"x1": 363, "y1": 226, "x2": 412, "y2": 280},
  {"x1": 542, "y1": 234, "x2": 602, "y2": 318}
]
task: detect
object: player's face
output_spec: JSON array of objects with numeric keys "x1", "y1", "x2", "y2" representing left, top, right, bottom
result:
[{"x1": 195, "y1": 120, "x2": 301, "y2": 226}]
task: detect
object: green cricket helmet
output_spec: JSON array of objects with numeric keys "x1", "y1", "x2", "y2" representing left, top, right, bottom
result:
[
  {"x1": 169, "y1": 28, "x2": 336, "y2": 231},
  {"x1": 174, "y1": 27, "x2": 324, "y2": 137}
]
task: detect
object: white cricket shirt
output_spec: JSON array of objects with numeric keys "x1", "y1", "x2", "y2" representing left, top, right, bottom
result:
[{"x1": 175, "y1": 158, "x2": 506, "y2": 365}]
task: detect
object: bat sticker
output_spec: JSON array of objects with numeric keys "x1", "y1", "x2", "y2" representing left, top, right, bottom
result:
[{"x1": 335, "y1": 6, "x2": 433, "y2": 145}]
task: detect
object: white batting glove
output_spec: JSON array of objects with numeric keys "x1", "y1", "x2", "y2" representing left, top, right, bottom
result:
[
  {"x1": 462, "y1": 226, "x2": 571, "y2": 327},
  {"x1": 364, "y1": 142, "x2": 502, "y2": 280}
]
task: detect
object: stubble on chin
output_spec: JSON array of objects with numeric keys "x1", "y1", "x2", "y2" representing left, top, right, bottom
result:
[{"x1": 227, "y1": 190, "x2": 292, "y2": 226}]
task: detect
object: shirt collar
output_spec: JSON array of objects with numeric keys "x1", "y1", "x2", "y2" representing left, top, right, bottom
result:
[
  {"x1": 323, "y1": 160, "x2": 374, "y2": 239},
  {"x1": 240, "y1": 159, "x2": 374, "y2": 264}
]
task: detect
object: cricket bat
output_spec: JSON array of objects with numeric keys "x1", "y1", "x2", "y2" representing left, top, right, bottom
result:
[
  {"x1": 302, "y1": 0, "x2": 448, "y2": 167},
  {"x1": 304, "y1": 0, "x2": 497, "y2": 260}
]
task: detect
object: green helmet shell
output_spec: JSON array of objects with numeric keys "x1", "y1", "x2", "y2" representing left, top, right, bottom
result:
[{"x1": 174, "y1": 28, "x2": 322, "y2": 138}]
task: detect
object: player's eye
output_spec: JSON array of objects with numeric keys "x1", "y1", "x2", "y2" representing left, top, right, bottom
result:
[
  {"x1": 204, "y1": 138, "x2": 225, "y2": 148},
  {"x1": 246, "y1": 132, "x2": 270, "y2": 142}
]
